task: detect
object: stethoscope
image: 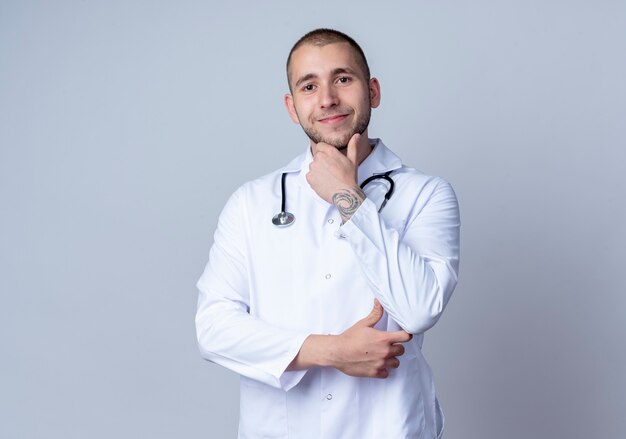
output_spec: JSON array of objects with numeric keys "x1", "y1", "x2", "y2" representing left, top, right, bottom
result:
[{"x1": 272, "y1": 170, "x2": 395, "y2": 227}]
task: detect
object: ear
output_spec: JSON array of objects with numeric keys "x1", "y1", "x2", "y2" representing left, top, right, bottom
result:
[
  {"x1": 369, "y1": 78, "x2": 381, "y2": 108},
  {"x1": 284, "y1": 94, "x2": 300, "y2": 124}
]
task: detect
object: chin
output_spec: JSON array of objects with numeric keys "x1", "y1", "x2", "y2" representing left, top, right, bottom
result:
[
  {"x1": 304, "y1": 125, "x2": 355, "y2": 149},
  {"x1": 324, "y1": 133, "x2": 353, "y2": 149}
]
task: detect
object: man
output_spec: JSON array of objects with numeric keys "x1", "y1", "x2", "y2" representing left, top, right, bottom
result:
[{"x1": 196, "y1": 28, "x2": 460, "y2": 439}]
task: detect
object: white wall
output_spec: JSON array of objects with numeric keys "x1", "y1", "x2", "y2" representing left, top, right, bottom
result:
[{"x1": 1, "y1": 1, "x2": 624, "y2": 437}]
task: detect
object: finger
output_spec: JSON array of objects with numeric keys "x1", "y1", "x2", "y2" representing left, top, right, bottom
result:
[
  {"x1": 311, "y1": 150, "x2": 334, "y2": 168},
  {"x1": 313, "y1": 142, "x2": 333, "y2": 155},
  {"x1": 360, "y1": 299, "x2": 383, "y2": 327},
  {"x1": 386, "y1": 330, "x2": 412, "y2": 343},
  {"x1": 346, "y1": 133, "x2": 360, "y2": 165},
  {"x1": 388, "y1": 344, "x2": 405, "y2": 357},
  {"x1": 375, "y1": 368, "x2": 389, "y2": 379},
  {"x1": 310, "y1": 149, "x2": 325, "y2": 163},
  {"x1": 384, "y1": 357, "x2": 400, "y2": 369}
]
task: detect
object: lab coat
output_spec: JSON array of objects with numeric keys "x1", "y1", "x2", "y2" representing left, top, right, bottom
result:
[{"x1": 196, "y1": 139, "x2": 460, "y2": 439}]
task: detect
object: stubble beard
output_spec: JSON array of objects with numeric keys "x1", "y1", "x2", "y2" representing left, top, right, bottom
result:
[{"x1": 301, "y1": 107, "x2": 371, "y2": 150}]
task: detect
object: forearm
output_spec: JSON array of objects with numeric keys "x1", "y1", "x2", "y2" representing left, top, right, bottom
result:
[
  {"x1": 339, "y1": 180, "x2": 460, "y2": 334},
  {"x1": 196, "y1": 289, "x2": 309, "y2": 390},
  {"x1": 287, "y1": 300, "x2": 411, "y2": 378},
  {"x1": 286, "y1": 334, "x2": 335, "y2": 371}
]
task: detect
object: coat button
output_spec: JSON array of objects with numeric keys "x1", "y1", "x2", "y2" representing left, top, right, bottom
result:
[
  {"x1": 328, "y1": 219, "x2": 334, "y2": 224},
  {"x1": 325, "y1": 274, "x2": 331, "y2": 279},
  {"x1": 326, "y1": 394, "x2": 333, "y2": 400}
]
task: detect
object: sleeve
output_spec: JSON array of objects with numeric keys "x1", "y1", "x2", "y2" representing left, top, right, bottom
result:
[
  {"x1": 195, "y1": 187, "x2": 310, "y2": 391},
  {"x1": 338, "y1": 177, "x2": 460, "y2": 335}
]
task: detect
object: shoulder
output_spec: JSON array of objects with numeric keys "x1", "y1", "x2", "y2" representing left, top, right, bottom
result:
[
  {"x1": 373, "y1": 139, "x2": 455, "y2": 194},
  {"x1": 383, "y1": 163, "x2": 458, "y2": 227},
  {"x1": 392, "y1": 165, "x2": 456, "y2": 198}
]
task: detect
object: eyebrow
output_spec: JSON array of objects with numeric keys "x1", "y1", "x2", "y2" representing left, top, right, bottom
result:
[{"x1": 294, "y1": 67, "x2": 358, "y2": 89}]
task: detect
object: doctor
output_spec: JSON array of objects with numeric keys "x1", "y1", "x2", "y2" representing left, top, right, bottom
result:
[{"x1": 196, "y1": 28, "x2": 460, "y2": 438}]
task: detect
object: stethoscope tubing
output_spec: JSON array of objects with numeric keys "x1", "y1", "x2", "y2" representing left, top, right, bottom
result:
[
  {"x1": 272, "y1": 171, "x2": 395, "y2": 226},
  {"x1": 280, "y1": 172, "x2": 288, "y2": 213},
  {"x1": 360, "y1": 171, "x2": 394, "y2": 213}
]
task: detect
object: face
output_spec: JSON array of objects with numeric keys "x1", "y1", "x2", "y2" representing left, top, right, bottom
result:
[{"x1": 285, "y1": 42, "x2": 380, "y2": 149}]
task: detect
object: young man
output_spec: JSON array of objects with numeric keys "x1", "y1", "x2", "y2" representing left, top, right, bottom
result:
[{"x1": 196, "y1": 29, "x2": 460, "y2": 439}]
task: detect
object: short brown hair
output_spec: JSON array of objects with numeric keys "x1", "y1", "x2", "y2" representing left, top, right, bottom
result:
[{"x1": 286, "y1": 28, "x2": 371, "y2": 91}]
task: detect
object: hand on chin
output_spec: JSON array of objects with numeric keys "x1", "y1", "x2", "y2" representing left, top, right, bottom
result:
[{"x1": 306, "y1": 134, "x2": 361, "y2": 204}]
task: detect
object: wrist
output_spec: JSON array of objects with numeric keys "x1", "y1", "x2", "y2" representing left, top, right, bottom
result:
[
  {"x1": 311, "y1": 334, "x2": 338, "y2": 368},
  {"x1": 291, "y1": 334, "x2": 337, "y2": 369},
  {"x1": 332, "y1": 186, "x2": 365, "y2": 223},
  {"x1": 319, "y1": 334, "x2": 339, "y2": 368}
]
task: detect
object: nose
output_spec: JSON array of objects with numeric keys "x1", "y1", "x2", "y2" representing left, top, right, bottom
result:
[{"x1": 318, "y1": 84, "x2": 338, "y2": 109}]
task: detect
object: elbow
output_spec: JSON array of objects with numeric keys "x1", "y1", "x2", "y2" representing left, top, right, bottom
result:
[
  {"x1": 195, "y1": 321, "x2": 214, "y2": 361},
  {"x1": 196, "y1": 324, "x2": 227, "y2": 365},
  {"x1": 408, "y1": 265, "x2": 458, "y2": 334},
  {"x1": 398, "y1": 276, "x2": 456, "y2": 335},
  {"x1": 394, "y1": 258, "x2": 458, "y2": 335},
  {"x1": 400, "y1": 303, "x2": 444, "y2": 335},
  {"x1": 195, "y1": 308, "x2": 220, "y2": 362},
  {"x1": 194, "y1": 289, "x2": 245, "y2": 362},
  {"x1": 196, "y1": 342, "x2": 214, "y2": 363}
]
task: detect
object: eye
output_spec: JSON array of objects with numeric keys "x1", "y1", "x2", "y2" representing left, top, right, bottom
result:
[
  {"x1": 337, "y1": 76, "x2": 352, "y2": 85},
  {"x1": 302, "y1": 83, "x2": 316, "y2": 92}
]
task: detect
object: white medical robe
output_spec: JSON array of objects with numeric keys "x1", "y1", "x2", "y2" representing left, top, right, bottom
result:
[{"x1": 196, "y1": 139, "x2": 460, "y2": 438}]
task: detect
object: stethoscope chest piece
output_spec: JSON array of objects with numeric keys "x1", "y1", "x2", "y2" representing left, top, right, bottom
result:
[
  {"x1": 272, "y1": 211, "x2": 295, "y2": 227},
  {"x1": 272, "y1": 172, "x2": 296, "y2": 227}
]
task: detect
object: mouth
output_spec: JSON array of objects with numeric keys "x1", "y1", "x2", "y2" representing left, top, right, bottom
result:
[{"x1": 317, "y1": 113, "x2": 349, "y2": 125}]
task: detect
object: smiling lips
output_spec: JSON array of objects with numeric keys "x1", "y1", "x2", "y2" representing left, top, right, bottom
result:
[{"x1": 318, "y1": 113, "x2": 349, "y2": 124}]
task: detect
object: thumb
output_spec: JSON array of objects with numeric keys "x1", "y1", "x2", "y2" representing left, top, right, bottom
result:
[
  {"x1": 347, "y1": 133, "x2": 360, "y2": 166},
  {"x1": 360, "y1": 298, "x2": 383, "y2": 327}
]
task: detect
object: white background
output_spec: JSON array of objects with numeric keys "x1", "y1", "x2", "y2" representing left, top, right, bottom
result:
[{"x1": 1, "y1": 1, "x2": 625, "y2": 437}]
